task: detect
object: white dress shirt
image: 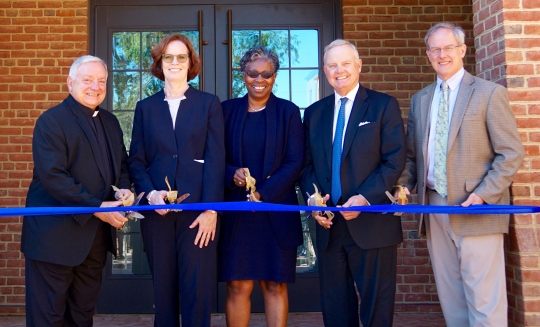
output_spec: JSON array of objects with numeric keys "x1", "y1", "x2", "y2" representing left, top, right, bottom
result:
[{"x1": 332, "y1": 83, "x2": 360, "y2": 147}]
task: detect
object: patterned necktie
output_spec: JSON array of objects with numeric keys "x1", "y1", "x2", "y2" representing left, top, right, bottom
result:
[
  {"x1": 434, "y1": 81, "x2": 449, "y2": 197},
  {"x1": 331, "y1": 97, "x2": 347, "y2": 204}
]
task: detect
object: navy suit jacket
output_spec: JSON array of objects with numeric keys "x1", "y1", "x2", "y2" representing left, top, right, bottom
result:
[
  {"x1": 22, "y1": 95, "x2": 131, "y2": 266},
  {"x1": 300, "y1": 85, "x2": 407, "y2": 250},
  {"x1": 219, "y1": 94, "x2": 304, "y2": 250},
  {"x1": 128, "y1": 87, "x2": 225, "y2": 206}
]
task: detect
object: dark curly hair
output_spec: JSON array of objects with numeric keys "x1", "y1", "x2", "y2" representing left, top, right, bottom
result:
[
  {"x1": 238, "y1": 46, "x2": 280, "y2": 73},
  {"x1": 150, "y1": 34, "x2": 201, "y2": 82}
]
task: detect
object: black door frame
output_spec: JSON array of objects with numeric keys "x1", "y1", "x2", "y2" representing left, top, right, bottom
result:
[{"x1": 89, "y1": 0, "x2": 342, "y2": 314}]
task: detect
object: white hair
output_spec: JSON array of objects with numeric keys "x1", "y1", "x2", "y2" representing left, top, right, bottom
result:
[
  {"x1": 323, "y1": 39, "x2": 360, "y2": 65},
  {"x1": 68, "y1": 55, "x2": 108, "y2": 80},
  {"x1": 424, "y1": 22, "x2": 466, "y2": 49}
]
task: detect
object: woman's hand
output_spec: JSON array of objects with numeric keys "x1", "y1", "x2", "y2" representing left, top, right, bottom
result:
[
  {"x1": 189, "y1": 210, "x2": 217, "y2": 248},
  {"x1": 233, "y1": 168, "x2": 248, "y2": 187},
  {"x1": 147, "y1": 190, "x2": 169, "y2": 216}
]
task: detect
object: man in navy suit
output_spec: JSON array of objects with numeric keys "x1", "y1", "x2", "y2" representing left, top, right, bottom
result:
[
  {"x1": 300, "y1": 39, "x2": 407, "y2": 327},
  {"x1": 22, "y1": 55, "x2": 132, "y2": 327}
]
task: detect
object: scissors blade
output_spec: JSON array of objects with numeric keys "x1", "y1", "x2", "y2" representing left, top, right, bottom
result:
[
  {"x1": 385, "y1": 191, "x2": 398, "y2": 205},
  {"x1": 133, "y1": 192, "x2": 145, "y2": 206},
  {"x1": 127, "y1": 211, "x2": 145, "y2": 220},
  {"x1": 175, "y1": 193, "x2": 190, "y2": 204}
]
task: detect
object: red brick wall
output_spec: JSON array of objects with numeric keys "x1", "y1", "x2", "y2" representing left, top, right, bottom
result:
[
  {"x1": 342, "y1": 0, "x2": 475, "y2": 311},
  {"x1": 475, "y1": 0, "x2": 540, "y2": 325},
  {"x1": 0, "y1": 0, "x2": 88, "y2": 313}
]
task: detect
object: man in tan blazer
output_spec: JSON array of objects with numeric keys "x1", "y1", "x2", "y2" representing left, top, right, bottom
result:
[{"x1": 397, "y1": 22, "x2": 524, "y2": 326}]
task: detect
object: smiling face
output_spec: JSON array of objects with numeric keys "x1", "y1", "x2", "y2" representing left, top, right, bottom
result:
[
  {"x1": 162, "y1": 40, "x2": 190, "y2": 83},
  {"x1": 243, "y1": 58, "x2": 276, "y2": 103},
  {"x1": 426, "y1": 27, "x2": 466, "y2": 81},
  {"x1": 323, "y1": 44, "x2": 362, "y2": 97},
  {"x1": 67, "y1": 61, "x2": 107, "y2": 109}
]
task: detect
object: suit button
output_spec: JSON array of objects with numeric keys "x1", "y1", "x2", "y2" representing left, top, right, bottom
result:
[
  {"x1": 326, "y1": 178, "x2": 330, "y2": 182},
  {"x1": 100, "y1": 190, "x2": 104, "y2": 194},
  {"x1": 173, "y1": 154, "x2": 177, "y2": 158}
]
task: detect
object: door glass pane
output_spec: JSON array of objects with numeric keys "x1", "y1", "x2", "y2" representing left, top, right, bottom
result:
[
  {"x1": 231, "y1": 29, "x2": 319, "y2": 110},
  {"x1": 113, "y1": 220, "x2": 151, "y2": 275}
]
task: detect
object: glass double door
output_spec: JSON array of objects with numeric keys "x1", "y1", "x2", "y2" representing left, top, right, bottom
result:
[{"x1": 94, "y1": 2, "x2": 336, "y2": 314}]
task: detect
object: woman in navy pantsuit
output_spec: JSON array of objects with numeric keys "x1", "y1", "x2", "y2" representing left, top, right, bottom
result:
[
  {"x1": 219, "y1": 46, "x2": 304, "y2": 327},
  {"x1": 128, "y1": 34, "x2": 225, "y2": 327}
]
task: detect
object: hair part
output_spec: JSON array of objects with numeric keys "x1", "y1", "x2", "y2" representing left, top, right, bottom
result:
[
  {"x1": 323, "y1": 39, "x2": 359, "y2": 65},
  {"x1": 424, "y1": 22, "x2": 466, "y2": 49},
  {"x1": 239, "y1": 46, "x2": 280, "y2": 73},
  {"x1": 68, "y1": 55, "x2": 108, "y2": 80},
  {"x1": 150, "y1": 34, "x2": 201, "y2": 81}
]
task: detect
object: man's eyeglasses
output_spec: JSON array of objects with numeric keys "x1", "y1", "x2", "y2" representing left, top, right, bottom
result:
[
  {"x1": 244, "y1": 70, "x2": 275, "y2": 79},
  {"x1": 161, "y1": 54, "x2": 189, "y2": 63},
  {"x1": 428, "y1": 45, "x2": 462, "y2": 56}
]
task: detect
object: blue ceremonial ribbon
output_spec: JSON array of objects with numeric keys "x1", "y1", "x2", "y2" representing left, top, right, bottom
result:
[{"x1": 0, "y1": 202, "x2": 539, "y2": 217}]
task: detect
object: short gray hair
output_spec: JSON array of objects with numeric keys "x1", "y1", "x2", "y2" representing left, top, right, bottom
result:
[
  {"x1": 68, "y1": 55, "x2": 108, "y2": 80},
  {"x1": 323, "y1": 39, "x2": 359, "y2": 65},
  {"x1": 424, "y1": 22, "x2": 466, "y2": 49},
  {"x1": 239, "y1": 46, "x2": 280, "y2": 73}
]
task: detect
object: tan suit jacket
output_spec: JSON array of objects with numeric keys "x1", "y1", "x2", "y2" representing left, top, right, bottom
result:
[{"x1": 399, "y1": 71, "x2": 524, "y2": 236}]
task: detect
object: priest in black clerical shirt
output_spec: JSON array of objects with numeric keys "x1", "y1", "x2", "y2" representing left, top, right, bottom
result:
[{"x1": 21, "y1": 55, "x2": 132, "y2": 327}]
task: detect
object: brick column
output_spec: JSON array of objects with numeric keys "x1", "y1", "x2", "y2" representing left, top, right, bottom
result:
[
  {"x1": 473, "y1": 0, "x2": 540, "y2": 326},
  {"x1": 0, "y1": 0, "x2": 88, "y2": 313}
]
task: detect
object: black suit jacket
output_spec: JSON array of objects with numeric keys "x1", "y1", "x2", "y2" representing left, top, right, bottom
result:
[
  {"x1": 219, "y1": 94, "x2": 304, "y2": 251},
  {"x1": 300, "y1": 85, "x2": 407, "y2": 250},
  {"x1": 21, "y1": 95, "x2": 131, "y2": 266},
  {"x1": 128, "y1": 87, "x2": 225, "y2": 205}
]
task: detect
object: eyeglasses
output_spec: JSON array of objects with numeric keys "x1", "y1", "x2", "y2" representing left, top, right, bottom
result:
[
  {"x1": 244, "y1": 70, "x2": 275, "y2": 79},
  {"x1": 428, "y1": 45, "x2": 462, "y2": 56},
  {"x1": 161, "y1": 54, "x2": 189, "y2": 63}
]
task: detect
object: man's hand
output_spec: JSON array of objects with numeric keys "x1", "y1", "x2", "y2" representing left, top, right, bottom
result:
[
  {"x1": 115, "y1": 188, "x2": 134, "y2": 206},
  {"x1": 95, "y1": 200, "x2": 128, "y2": 229},
  {"x1": 339, "y1": 195, "x2": 369, "y2": 220},
  {"x1": 393, "y1": 186, "x2": 410, "y2": 200},
  {"x1": 308, "y1": 194, "x2": 333, "y2": 229},
  {"x1": 147, "y1": 190, "x2": 169, "y2": 216},
  {"x1": 189, "y1": 210, "x2": 217, "y2": 248},
  {"x1": 461, "y1": 192, "x2": 484, "y2": 207}
]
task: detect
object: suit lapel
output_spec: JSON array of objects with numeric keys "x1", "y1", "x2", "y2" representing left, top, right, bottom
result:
[
  {"x1": 447, "y1": 72, "x2": 474, "y2": 153},
  {"x1": 342, "y1": 86, "x2": 368, "y2": 161},
  {"x1": 232, "y1": 96, "x2": 249, "y2": 167},
  {"x1": 322, "y1": 95, "x2": 335, "y2": 170},
  {"x1": 67, "y1": 97, "x2": 106, "y2": 183},
  {"x1": 263, "y1": 94, "x2": 277, "y2": 176},
  {"x1": 420, "y1": 83, "x2": 435, "y2": 166}
]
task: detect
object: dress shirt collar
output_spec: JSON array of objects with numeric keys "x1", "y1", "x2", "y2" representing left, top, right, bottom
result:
[
  {"x1": 71, "y1": 94, "x2": 99, "y2": 118},
  {"x1": 436, "y1": 67, "x2": 465, "y2": 92},
  {"x1": 333, "y1": 83, "x2": 360, "y2": 106}
]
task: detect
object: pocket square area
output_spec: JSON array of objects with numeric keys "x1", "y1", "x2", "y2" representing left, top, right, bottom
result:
[{"x1": 358, "y1": 121, "x2": 371, "y2": 126}]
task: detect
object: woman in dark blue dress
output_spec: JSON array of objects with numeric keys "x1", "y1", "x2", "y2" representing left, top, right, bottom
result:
[{"x1": 219, "y1": 46, "x2": 304, "y2": 327}]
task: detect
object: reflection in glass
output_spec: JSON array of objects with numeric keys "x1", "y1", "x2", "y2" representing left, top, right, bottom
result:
[
  {"x1": 295, "y1": 186, "x2": 318, "y2": 273},
  {"x1": 112, "y1": 32, "x2": 140, "y2": 70},
  {"x1": 291, "y1": 69, "x2": 319, "y2": 109},
  {"x1": 113, "y1": 220, "x2": 151, "y2": 275},
  {"x1": 290, "y1": 30, "x2": 319, "y2": 68},
  {"x1": 114, "y1": 111, "x2": 135, "y2": 150},
  {"x1": 142, "y1": 72, "x2": 164, "y2": 99},
  {"x1": 261, "y1": 30, "x2": 290, "y2": 68},
  {"x1": 231, "y1": 70, "x2": 246, "y2": 99},
  {"x1": 232, "y1": 30, "x2": 259, "y2": 69},
  {"x1": 113, "y1": 72, "x2": 140, "y2": 111},
  {"x1": 273, "y1": 70, "x2": 290, "y2": 101}
]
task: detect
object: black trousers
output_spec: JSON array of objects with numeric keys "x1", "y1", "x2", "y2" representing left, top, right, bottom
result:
[
  {"x1": 25, "y1": 222, "x2": 109, "y2": 327},
  {"x1": 141, "y1": 210, "x2": 217, "y2": 327},
  {"x1": 318, "y1": 214, "x2": 397, "y2": 327}
]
